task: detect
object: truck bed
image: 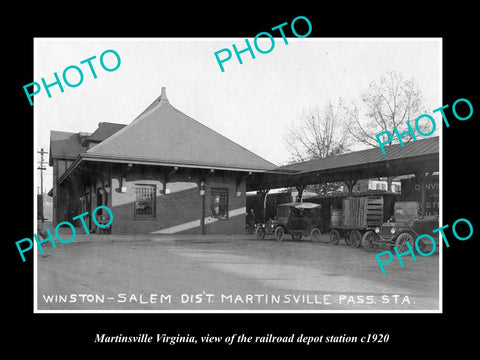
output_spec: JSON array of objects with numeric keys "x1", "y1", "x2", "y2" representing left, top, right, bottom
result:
[{"x1": 342, "y1": 196, "x2": 384, "y2": 229}]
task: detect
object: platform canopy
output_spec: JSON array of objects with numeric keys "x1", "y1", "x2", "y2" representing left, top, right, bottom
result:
[{"x1": 247, "y1": 137, "x2": 439, "y2": 191}]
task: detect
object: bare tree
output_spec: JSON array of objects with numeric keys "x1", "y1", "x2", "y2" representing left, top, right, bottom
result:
[
  {"x1": 347, "y1": 70, "x2": 427, "y2": 148},
  {"x1": 346, "y1": 70, "x2": 428, "y2": 190},
  {"x1": 284, "y1": 99, "x2": 350, "y2": 162},
  {"x1": 283, "y1": 99, "x2": 350, "y2": 195}
]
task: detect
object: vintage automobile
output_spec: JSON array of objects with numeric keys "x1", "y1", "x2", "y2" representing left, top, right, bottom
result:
[
  {"x1": 361, "y1": 201, "x2": 439, "y2": 252},
  {"x1": 255, "y1": 202, "x2": 325, "y2": 242}
]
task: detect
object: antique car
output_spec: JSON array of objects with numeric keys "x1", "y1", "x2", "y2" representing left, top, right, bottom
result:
[
  {"x1": 255, "y1": 202, "x2": 325, "y2": 242},
  {"x1": 361, "y1": 201, "x2": 439, "y2": 252}
]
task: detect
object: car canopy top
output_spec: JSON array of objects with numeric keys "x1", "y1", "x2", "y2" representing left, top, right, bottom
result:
[{"x1": 277, "y1": 202, "x2": 321, "y2": 209}]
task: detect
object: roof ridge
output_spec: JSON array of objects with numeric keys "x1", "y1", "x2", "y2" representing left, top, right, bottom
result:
[
  {"x1": 86, "y1": 96, "x2": 169, "y2": 154},
  {"x1": 131, "y1": 86, "x2": 169, "y2": 121},
  {"x1": 50, "y1": 129, "x2": 77, "y2": 135},
  {"x1": 97, "y1": 121, "x2": 127, "y2": 126}
]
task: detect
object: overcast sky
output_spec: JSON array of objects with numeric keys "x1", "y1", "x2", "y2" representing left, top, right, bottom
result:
[{"x1": 34, "y1": 38, "x2": 441, "y2": 192}]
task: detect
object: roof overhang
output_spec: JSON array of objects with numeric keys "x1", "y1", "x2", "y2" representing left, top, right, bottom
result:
[
  {"x1": 247, "y1": 152, "x2": 439, "y2": 191},
  {"x1": 57, "y1": 139, "x2": 439, "y2": 192},
  {"x1": 57, "y1": 153, "x2": 281, "y2": 186}
]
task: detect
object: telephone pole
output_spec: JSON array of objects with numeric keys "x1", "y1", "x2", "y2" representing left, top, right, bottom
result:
[{"x1": 37, "y1": 148, "x2": 48, "y2": 223}]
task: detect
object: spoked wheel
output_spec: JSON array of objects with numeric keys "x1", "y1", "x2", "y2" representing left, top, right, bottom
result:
[
  {"x1": 395, "y1": 232, "x2": 414, "y2": 253},
  {"x1": 255, "y1": 227, "x2": 266, "y2": 240},
  {"x1": 330, "y1": 230, "x2": 340, "y2": 245},
  {"x1": 349, "y1": 229, "x2": 363, "y2": 248},
  {"x1": 361, "y1": 230, "x2": 379, "y2": 252},
  {"x1": 310, "y1": 227, "x2": 322, "y2": 243},
  {"x1": 274, "y1": 226, "x2": 285, "y2": 242},
  {"x1": 415, "y1": 236, "x2": 427, "y2": 253}
]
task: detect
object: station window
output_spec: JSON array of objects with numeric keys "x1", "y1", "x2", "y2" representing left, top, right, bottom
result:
[
  {"x1": 134, "y1": 184, "x2": 156, "y2": 218},
  {"x1": 210, "y1": 188, "x2": 228, "y2": 219}
]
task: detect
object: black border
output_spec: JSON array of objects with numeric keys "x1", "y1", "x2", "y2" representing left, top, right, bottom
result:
[{"x1": 7, "y1": 5, "x2": 479, "y2": 355}]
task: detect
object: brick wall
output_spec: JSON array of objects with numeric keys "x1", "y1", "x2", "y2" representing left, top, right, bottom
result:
[{"x1": 109, "y1": 166, "x2": 246, "y2": 235}]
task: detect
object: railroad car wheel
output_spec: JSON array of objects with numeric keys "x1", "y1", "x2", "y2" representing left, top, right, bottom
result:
[
  {"x1": 361, "y1": 230, "x2": 379, "y2": 252},
  {"x1": 330, "y1": 230, "x2": 340, "y2": 245},
  {"x1": 274, "y1": 226, "x2": 285, "y2": 242},
  {"x1": 395, "y1": 232, "x2": 414, "y2": 253},
  {"x1": 310, "y1": 227, "x2": 322, "y2": 243},
  {"x1": 350, "y1": 229, "x2": 363, "y2": 248},
  {"x1": 255, "y1": 227, "x2": 266, "y2": 240}
]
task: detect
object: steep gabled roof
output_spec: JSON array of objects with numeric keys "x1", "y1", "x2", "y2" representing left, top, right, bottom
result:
[{"x1": 83, "y1": 87, "x2": 276, "y2": 172}]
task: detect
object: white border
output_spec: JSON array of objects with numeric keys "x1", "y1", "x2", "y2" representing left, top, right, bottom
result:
[{"x1": 33, "y1": 37, "x2": 443, "y2": 314}]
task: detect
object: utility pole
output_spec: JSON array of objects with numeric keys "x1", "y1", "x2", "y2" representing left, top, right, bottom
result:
[{"x1": 37, "y1": 148, "x2": 48, "y2": 223}]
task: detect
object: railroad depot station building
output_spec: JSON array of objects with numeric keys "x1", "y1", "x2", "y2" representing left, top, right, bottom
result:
[
  {"x1": 48, "y1": 88, "x2": 277, "y2": 235},
  {"x1": 48, "y1": 87, "x2": 439, "y2": 235}
]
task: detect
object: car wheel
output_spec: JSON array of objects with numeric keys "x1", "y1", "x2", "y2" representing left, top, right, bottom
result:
[
  {"x1": 330, "y1": 230, "x2": 340, "y2": 245},
  {"x1": 255, "y1": 227, "x2": 266, "y2": 240},
  {"x1": 350, "y1": 229, "x2": 362, "y2": 248},
  {"x1": 361, "y1": 230, "x2": 379, "y2": 252},
  {"x1": 310, "y1": 227, "x2": 322, "y2": 243},
  {"x1": 395, "y1": 232, "x2": 414, "y2": 253},
  {"x1": 274, "y1": 226, "x2": 285, "y2": 242},
  {"x1": 415, "y1": 236, "x2": 427, "y2": 253}
]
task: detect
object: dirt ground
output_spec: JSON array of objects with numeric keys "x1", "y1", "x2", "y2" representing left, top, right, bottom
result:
[{"x1": 36, "y1": 234, "x2": 440, "y2": 311}]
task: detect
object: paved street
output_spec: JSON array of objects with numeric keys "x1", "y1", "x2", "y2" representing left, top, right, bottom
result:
[{"x1": 37, "y1": 233, "x2": 440, "y2": 311}]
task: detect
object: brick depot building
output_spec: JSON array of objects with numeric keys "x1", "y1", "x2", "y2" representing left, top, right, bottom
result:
[{"x1": 48, "y1": 88, "x2": 276, "y2": 235}]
